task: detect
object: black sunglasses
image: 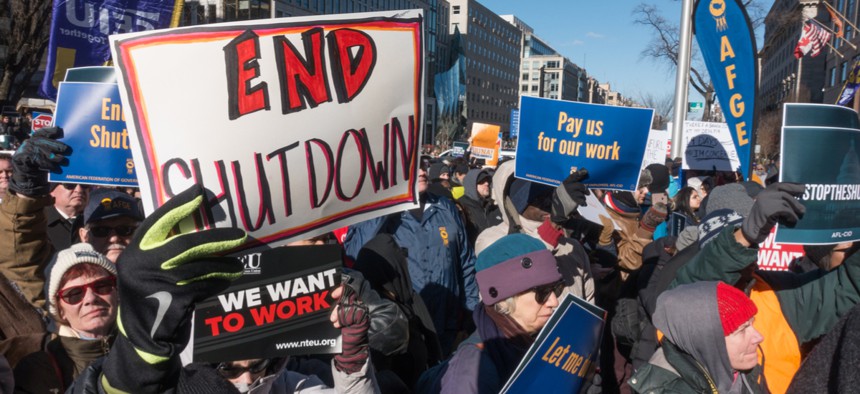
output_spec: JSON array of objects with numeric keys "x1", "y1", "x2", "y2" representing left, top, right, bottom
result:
[
  {"x1": 215, "y1": 358, "x2": 272, "y2": 379},
  {"x1": 59, "y1": 183, "x2": 90, "y2": 191},
  {"x1": 533, "y1": 281, "x2": 565, "y2": 304},
  {"x1": 88, "y1": 225, "x2": 137, "y2": 238}
]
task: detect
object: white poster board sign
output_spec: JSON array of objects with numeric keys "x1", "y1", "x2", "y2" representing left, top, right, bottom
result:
[
  {"x1": 680, "y1": 121, "x2": 741, "y2": 172},
  {"x1": 577, "y1": 192, "x2": 621, "y2": 231},
  {"x1": 110, "y1": 10, "x2": 425, "y2": 250}
]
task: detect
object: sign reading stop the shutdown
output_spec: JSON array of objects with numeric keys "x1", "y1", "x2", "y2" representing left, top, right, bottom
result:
[{"x1": 31, "y1": 112, "x2": 54, "y2": 134}]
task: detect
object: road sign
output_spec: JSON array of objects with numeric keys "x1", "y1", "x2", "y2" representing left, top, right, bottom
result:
[
  {"x1": 31, "y1": 112, "x2": 53, "y2": 133},
  {"x1": 688, "y1": 102, "x2": 704, "y2": 112}
]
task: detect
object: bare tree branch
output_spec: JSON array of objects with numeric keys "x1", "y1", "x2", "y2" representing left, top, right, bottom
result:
[
  {"x1": 0, "y1": 0, "x2": 53, "y2": 107},
  {"x1": 633, "y1": 1, "x2": 767, "y2": 121}
]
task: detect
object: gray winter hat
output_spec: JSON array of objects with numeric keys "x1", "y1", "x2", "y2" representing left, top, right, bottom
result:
[{"x1": 704, "y1": 183, "x2": 754, "y2": 218}]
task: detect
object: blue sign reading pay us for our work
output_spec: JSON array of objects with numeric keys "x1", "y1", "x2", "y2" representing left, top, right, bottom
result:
[
  {"x1": 515, "y1": 96, "x2": 654, "y2": 190},
  {"x1": 50, "y1": 82, "x2": 138, "y2": 187}
]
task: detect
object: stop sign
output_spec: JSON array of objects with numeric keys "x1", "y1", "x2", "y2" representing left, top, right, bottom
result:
[{"x1": 31, "y1": 113, "x2": 53, "y2": 133}]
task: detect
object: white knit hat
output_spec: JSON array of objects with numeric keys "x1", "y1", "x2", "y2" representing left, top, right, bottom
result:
[{"x1": 48, "y1": 243, "x2": 117, "y2": 319}]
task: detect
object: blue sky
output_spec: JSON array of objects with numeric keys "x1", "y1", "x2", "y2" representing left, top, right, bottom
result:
[{"x1": 482, "y1": 0, "x2": 775, "y2": 105}]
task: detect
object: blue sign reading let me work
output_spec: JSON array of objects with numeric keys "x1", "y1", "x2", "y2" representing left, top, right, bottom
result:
[
  {"x1": 50, "y1": 81, "x2": 138, "y2": 187},
  {"x1": 515, "y1": 96, "x2": 654, "y2": 191}
]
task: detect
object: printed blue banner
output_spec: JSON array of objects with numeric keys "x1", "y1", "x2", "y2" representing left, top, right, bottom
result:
[
  {"x1": 515, "y1": 96, "x2": 654, "y2": 190},
  {"x1": 694, "y1": 0, "x2": 757, "y2": 180},
  {"x1": 510, "y1": 108, "x2": 520, "y2": 139},
  {"x1": 776, "y1": 103, "x2": 860, "y2": 244},
  {"x1": 500, "y1": 293, "x2": 606, "y2": 393},
  {"x1": 40, "y1": 0, "x2": 180, "y2": 100},
  {"x1": 50, "y1": 82, "x2": 137, "y2": 187}
]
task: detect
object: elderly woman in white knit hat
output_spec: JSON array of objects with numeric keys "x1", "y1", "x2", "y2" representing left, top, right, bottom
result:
[
  {"x1": 13, "y1": 243, "x2": 118, "y2": 393},
  {"x1": 434, "y1": 233, "x2": 564, "y2": 393}
]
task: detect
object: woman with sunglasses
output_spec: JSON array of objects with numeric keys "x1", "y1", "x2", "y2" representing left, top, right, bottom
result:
[
  {"x1": 434, "y1": 233, "x2": 565, "y2": 393},
  {"x1": 13, "y1": 243, "x2": 118, "y2": 393}
]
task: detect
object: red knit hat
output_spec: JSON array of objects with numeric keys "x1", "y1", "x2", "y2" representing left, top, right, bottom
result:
[{"x1": 716, "y1": 282, "x2": 758, "y2": 335}]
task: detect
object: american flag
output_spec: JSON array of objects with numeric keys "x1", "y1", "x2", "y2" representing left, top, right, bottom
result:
[{"x1": 795, "y1": 21, "x2": 832, "y2": 58}]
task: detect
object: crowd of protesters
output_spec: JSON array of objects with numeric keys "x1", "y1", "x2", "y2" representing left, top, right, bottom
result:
[{"x1": 0, "y1": 126, "x2": 858, "y2": 394}]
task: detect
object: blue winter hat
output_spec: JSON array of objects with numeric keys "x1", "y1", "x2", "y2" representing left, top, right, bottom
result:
[{"x1": 476, "y1": 234, "x2": 561, "y2": 305}]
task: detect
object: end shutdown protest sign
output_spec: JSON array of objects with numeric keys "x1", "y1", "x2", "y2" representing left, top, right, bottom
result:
[
  {"x1": 110, "y1": 10, "x2": 425, "y2": 249},
  {"x1": 516, "y1": 96, "x2": 654, "y2": 190},
  {"x1": 777, "y1": 103, "x2": 860, "y2": 245},
  {"x1": 194, "y1": 245, "x2": 342, "y2": 362},
  {"x1": 51, "y1": 81, "x2": 138, "y2": 187},
  {"x1": 500, "y1": 293, "x2": 606, "y2": 393}
]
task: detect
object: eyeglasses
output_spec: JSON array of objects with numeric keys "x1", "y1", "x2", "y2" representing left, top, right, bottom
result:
[
  {"x1": 533, "y1": 281, "x2": 565, "y2": 304},
  {"x1": 60, "y1": 183, "x2": 90, "y2": 191},
  {"x1": 215, "y1": 358, "x2": 272, "y2": 379},
  {"x1": 88, "y1": 225, "x2": 137, "y2": 238},
  {"x1": 57, "y1": 277, "x2": 116, "y2": 305}
]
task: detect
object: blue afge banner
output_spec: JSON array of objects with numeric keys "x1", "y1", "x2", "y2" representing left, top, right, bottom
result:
[
  {"x1": 50, "y1": 81, "x2": 137, "y2": 187},
  {"x1": 40, "y1": 0, "x2": 181, "y2": 100},
  {"x1": 694, "y1": 0, "x2": 757, "y2": 180},
  {"x1": 500, "y1": 294, "x2": 606, "y2": 393},
  {"x1": 515, "y1": 96, "x2": 654, "y2": 191}
]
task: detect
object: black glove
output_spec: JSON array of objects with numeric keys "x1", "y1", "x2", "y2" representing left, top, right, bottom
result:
[
  {"x1": 551, "y1": 168, "x2": 590, "y2": 223},
  {"x1": 10, "y1": 127, "x2": 71, "y2": 196},
  {"x1": 333, "y1": 285, "x2": 370, "y2": 374},
  {"x1": 741, "y1": 182, "x2": 806, "y2": 244},
  {"x1": 102, "y1": 184, "x2": 246, "y2": 393}
]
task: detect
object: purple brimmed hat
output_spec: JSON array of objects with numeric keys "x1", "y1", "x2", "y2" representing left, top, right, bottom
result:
[{"x1": 476, "y1": 233, "x2": 562, "y2": 305}]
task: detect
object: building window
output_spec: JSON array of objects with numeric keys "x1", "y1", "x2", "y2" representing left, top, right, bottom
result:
[
  {"x1": 842, "y1": 61, "x2": 849, "y2": 82},
  {"x1": 453, "y1": 5, "x2": 460, "y2": 14}
]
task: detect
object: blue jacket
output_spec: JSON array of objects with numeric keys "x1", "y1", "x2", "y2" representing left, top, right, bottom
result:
[{"x1": 345, "y1": 193, "x2": 479, "y2": 354}]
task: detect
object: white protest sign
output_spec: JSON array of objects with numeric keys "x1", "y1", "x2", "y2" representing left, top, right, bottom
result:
[
  {"x1": 640, "y1": 129, "x2": 670, "y2": 168},
  {"x1": 577, "y1": 192, "x2": 621, "y2": 231},
  {"x1": 680, "y1": 121, "x2": 741, "y2": 172},
  {"x1": 636, "y1": 128, "x2": 670, "y2": 189},
  {"x1": 110, "y1": 10, "x2": 425, "y2": 250}
]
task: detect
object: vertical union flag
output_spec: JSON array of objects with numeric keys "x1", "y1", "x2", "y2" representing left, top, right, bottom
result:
[
  {"x1": 40, "y1": 1, "x2": 183, "y2": 100},
  {"x1": 693, "y1": 0, "x2": 756, "y2": 180},
  {"x1": 794, "y1": 21, "x2": 832, "y2": 58}
]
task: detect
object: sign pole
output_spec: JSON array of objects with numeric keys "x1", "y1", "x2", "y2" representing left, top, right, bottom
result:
[{"x1": 671, "y1": 0, "x2": 694, "y2": 160}]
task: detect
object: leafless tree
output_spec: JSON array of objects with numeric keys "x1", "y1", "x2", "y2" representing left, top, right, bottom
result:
[
  {"x1": 633, "y1": 1, "x2": 766, "y2": 122},
  {"x1": 638, "y1": 91, "x2": 674, "y2": 129},
  {"x1": 0, "y1": 0, "x2": 53, "y2": 108}
]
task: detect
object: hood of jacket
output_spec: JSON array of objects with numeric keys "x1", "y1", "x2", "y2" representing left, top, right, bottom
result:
[
  {"x1": 463, "y1": 168, "x2": 491, "y2": 202},
  {"x1": 353, "y1": 233, "x2": 436, "y2": 337},
  {"x1": 653, "y1": 281, "x2": 735, "y2": 393}
]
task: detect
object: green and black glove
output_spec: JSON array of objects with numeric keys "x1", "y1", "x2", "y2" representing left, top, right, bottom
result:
[
  {"x1": 10, "y1": 127, "x2": 71, "y2": 197},
  {"x1": 101, "y1": 184, "x2": 246, "y2": 393}
]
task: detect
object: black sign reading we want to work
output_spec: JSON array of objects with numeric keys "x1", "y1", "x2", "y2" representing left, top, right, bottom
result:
[{"x1": 193, "y1": 245, "x2": 342, "y2": 362}]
